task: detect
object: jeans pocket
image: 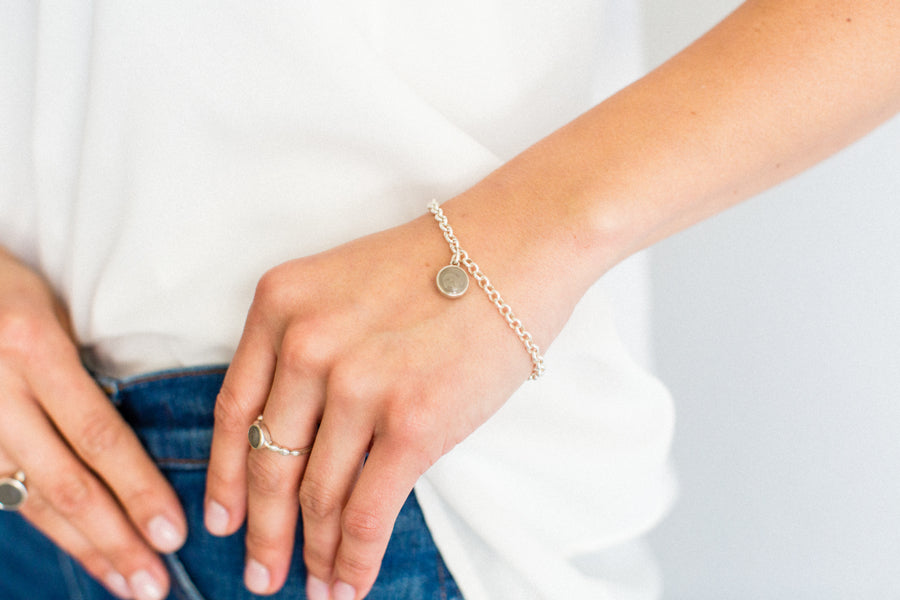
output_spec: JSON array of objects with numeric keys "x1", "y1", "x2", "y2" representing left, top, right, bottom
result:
[
  {"x1": 164, "y1": 553, "x2": 209, "y2": 600},
  {"x1": 104, "y1": 366, "x2": 464, "y2": 599}
]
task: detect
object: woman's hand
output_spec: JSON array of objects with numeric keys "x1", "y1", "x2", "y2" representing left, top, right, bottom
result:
[
  {"x1": 0, "y1": 249, "x2": 187, "y2": 600},
  {"x1": 204, "y1": 201, "x2": 561, "y2": 599}
]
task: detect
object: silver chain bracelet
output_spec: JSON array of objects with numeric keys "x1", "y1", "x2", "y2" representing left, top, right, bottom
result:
[{"x1": 427, "y1": 200, "x2": 545, "y2": 380}]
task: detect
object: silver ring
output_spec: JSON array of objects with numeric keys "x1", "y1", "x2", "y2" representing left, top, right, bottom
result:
[
  {"x1": 0, "y1": 470, "x2": 28, "y2": 511},
  {"x1": 248, "y1": 416, "x2": 312, "y2": 457}
]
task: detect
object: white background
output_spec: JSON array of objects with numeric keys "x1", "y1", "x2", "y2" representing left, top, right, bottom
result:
[{"x1": 641, "y1": 1, "x2": 900, "y2": 597}]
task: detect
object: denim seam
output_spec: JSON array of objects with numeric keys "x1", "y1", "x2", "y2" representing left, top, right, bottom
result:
[
  {"x1": 439, "y1": 560, "x2": 446, "y2": 600},
  {"x1": 156, "y1": 458, "x2": 209, "y2": 468},
  {"x1": 164, "y1": 553, "x2": 209, "y2": 600},
  {"x1": 56, "y1": 550, "x2": 86, "y2": 600},
  {"x1": 436, "y1": 552, "x2": 448, "y2": 600},
  {"x1": 93, "y1": 365, "x2": 229, "y2": 404},
  {"x1": 115, "y1": 365, "x2": 228, "y2": 391}
]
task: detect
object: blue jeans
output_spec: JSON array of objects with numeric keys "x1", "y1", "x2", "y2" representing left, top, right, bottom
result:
[{"x1": 0, "y1": 366, "x2": 463, "y2": 600}]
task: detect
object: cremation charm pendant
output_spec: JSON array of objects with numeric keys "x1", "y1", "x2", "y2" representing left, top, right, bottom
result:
[{"x1": 436, "y1": 264, "x2": 469, "y2": 298}]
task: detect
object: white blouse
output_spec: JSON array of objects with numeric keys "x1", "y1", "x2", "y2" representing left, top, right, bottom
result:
[{"x1": 0, "y1": 3, "x2": 675, "y2": 598}]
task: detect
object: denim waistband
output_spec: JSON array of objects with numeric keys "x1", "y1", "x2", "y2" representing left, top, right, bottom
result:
[{"x1": 95, "y1": 365, "x2": 229, "y2": 469}]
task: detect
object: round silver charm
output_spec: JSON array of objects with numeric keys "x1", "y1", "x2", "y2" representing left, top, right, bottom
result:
[
  {"x1": 436, "y1": 265, "x2": 469, "y2": 298},
  {"x1": 0, "y1": 472, "x2": 27, "y2": 511}
]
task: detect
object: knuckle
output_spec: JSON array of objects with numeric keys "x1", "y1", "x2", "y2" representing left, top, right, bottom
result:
[
  {"x1": 384, "y1": 402, "x2": 438, "y2": 447},
  {"x1": 384, "y1": 405, "x2": 430, "y2": 442},
  {"x1": 279, "y1": 326, "x2": 331, "y2": 375},
  {"x1": 118, "y1": 483, "x2": 160, "y2": 514},
  {"x1": 253, "y1": 267, "x2": 293, "y2": 314},
  {"x1": 213, "y1": 386, "x2": 251, "y2": 434},
  {"x1": 246, "y1": 455, "x2": 293, "y2": 497},
  {"x1": 103, "y1": 545, "x2": 157, "y2": 578},
  {"x1": 252, "y1": 268, "x2": 278, "y2": 305},
  {"x1": 383, "y1": 414, "x2": 443, "y2": 474},
  {"x1": 73, "y1": 549, "x2": 110, "y2": 581},
  {"x1": 205, "y1": 459, "x2": 241, "y2": 492},
  {"x1": 327, "y1": 362, "x2": 375, "y2": 410},
  {"x1": 302, "y1": 543, "x2": 335, "y2": 576},
  {"x1": 0, "y1": 311, "x2": 44, "y2": 358},
  {"x1": 46, "y1": 472, "x2": 93, "y2": 517},
  {"x1": 303, "y1": 544, "x2": 334, "y2": 581},
  {"x1": 75, "y1": 411, "x2": 126, "y2": 460},
  {"x1": 341, "y1": 507, "x2": 384, "y2": 545},
  {"x1": 326, "y1": 364, "x2": 356, "y2": 398},
  {"x1": 335, "y1": 548, "x2": 380, "y2": 581},
  {"x1": 244, "y1": 526, "x2": 284, "y2": 554},
  {"x1": 298, "y1": 478, "x2": 342, "y2": 522}
]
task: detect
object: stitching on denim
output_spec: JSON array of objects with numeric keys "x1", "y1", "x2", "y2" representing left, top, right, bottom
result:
[
  {"x1": 157, "y1": 462, "x2": 208, "y2": 472},
  {"x1": 438, "y1": 553, "x2": 465, "y2": 600},
  {"x1": 436, "y1": 552, "x2": 448, "y2": 600},
  {"x1": 116, "y1": 365, "x2": 228, "y2": 391},
  {"x1": 156, "y1": 458, "x2": 209, "y2": 466},
  {"x1": 56, "y1": 550, "x2": 86, "y2": 600},
  {"x1": 164, "y1": 553, "x2": 209, "y2": 600}
]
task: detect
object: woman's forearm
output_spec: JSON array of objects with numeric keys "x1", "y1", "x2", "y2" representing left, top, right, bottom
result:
[{"x1": 443, "y1": 0, "x2": 899, "y2": 343}]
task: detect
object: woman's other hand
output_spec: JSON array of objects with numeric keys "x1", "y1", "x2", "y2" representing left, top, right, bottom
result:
[
  {"x1": 0, "y1": 248, "x2": 187, "y2": 600},
  {"x1": 204, "y1": 194, "x2": 573, "y2": 599}
]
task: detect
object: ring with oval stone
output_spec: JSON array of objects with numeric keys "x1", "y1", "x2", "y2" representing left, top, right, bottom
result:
[
  {"x1": 0, "y1": 470, "x2": 28, "y2": 511},
  {"x1": 247, "y1": 416, "x2": 313, "y2": 457}
]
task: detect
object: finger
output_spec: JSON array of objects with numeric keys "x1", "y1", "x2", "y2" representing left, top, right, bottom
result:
[
  {"x1": 0, "y1": 452, "x2": 132, "y2": 598},
  {"x1": 328, "y1": 437, "x2": 425, "y2": 600},
  {"x1": 206, "y1": 316, "x2": 277, "y2": 536},
  {"x1": 242, "y1": 363, "x2": 322, "y2": 595},
  {"x1": 298, "y1": 383, "x2": 373, "y2": 596},
  {"x1": 17, "y1": 486, "x2": 135, "y2": 599},
  {"x1": 0, "y1": 395, "x2": 171, "y2": 600},
  {"x1": 26, "y1": 350, "x2": 186, "y2": 554}
]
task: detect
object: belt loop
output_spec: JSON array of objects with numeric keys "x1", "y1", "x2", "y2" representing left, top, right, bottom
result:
[{"x1": 92, "y1": 373, "x2": 122, "y2": 405}]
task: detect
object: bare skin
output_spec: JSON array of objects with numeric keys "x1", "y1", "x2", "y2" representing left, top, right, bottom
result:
[
  {"x1": 0, "y1": 248, "x2": 187, "y2": 600},
  {"x1": 206, "y1": 2, "x2": 900, "y2": 598},
  {"x1": 1, "y1": 1, "x2": 897, "y2": 600}
]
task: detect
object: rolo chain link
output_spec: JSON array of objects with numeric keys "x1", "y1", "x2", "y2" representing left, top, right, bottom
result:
[{"x1": 427, "y1": 200, "x2": 545, "y2": 380}]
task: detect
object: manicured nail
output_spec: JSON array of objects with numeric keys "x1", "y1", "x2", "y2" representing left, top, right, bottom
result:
[
  {"x1": 147, "y1": 515, "x2": 184, "y2": 552},
  {"x1": 129, "y1": 570, "x2": 165, "y2": 600},
  {"x1": 244, "y1": 559, "x2": 270, "y2": 594},
  {"x1": 333, "y1": 580, "x2": 356, "y2": 600},
  {"x1": 307, "y1": 574, "x2": 330, "y2": 600},
  {"x1": 204, "y1": 500, "x2": 229, "y2": 536},
  {"x1": 104, "y1": 571, "x2": 133, "y2": 599}
]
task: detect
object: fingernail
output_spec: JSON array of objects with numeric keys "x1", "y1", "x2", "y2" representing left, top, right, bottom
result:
[
  {"x1": 204, "y1": 500, "x2": 229, "y2": 536},
  {"x1": 129, "y1": 570, "x2": 165, "y2": 600},
  {"x1": 307, "y1": 574, "x2": 330, "y2": 600},
  {"x1": 104, "y1": 571, "x2": 133, "y2": 599},
  {"x1": 244, "y1": 558, "x2": 270, "y2": 594},
  {"x1": 333, "y1": 580, "x2": 357, "y2": 600},
  {"x1": 147, "y1": 515, "x2": 184, "y2": 552}
]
